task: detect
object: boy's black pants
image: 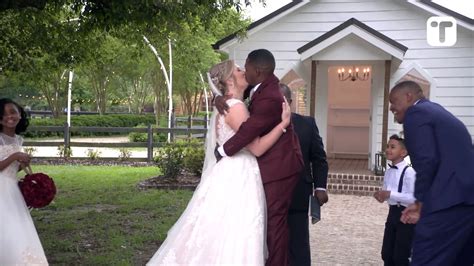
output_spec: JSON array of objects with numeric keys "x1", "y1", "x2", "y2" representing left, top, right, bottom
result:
[{"x1": 382, "y1": 205, "x2": 416, "y2": 266}]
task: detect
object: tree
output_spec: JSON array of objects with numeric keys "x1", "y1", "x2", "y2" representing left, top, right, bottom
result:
[
  {"x1": 79, "y1": 34, "x2": 122, "y2": 114},
  {"x1": 0, "y1": 0, "x2": 263, "y2": 71},
  {"x1": 0, "y1": 3, "x2": 92, "y2": 117},
  {"x1": 112, "y1": 44, "x2": 156, "y2": 114},
  {"x1": 169, "y1": 9, "x2": 250, "y2": 116},
  {"x1": 0, "y1": 1, "x2": 254, "y2": 117}
]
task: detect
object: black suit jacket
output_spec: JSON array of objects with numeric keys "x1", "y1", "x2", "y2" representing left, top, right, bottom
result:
[{"x1": 289, "y1": 113, "x2": 328, "y2": 211}]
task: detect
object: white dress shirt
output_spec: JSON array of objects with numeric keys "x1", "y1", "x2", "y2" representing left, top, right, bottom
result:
[
  {"x1": 248, "y1": 83, "x2": 261, "y2": 99},
  {"x1": 383, "y1": 160, "x2": 417, "y2": 207}
]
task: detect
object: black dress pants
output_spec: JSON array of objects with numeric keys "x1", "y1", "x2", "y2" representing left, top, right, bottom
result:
[
  {"x1": 288, "y1": 210, "x2": 311, "y2": 266},
  {"x1": 381, "y1": 205, "x2": 415, "y2": 266}
]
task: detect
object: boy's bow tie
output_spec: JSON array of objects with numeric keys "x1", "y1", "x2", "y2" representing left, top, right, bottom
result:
[{"x1": 388, "y1": 164, "x2": 398, "y2": 169}]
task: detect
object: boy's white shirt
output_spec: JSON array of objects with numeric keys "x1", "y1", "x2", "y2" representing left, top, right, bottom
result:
[{"x1": 383, "y1": 160, "x2": 417, "y2": 206}]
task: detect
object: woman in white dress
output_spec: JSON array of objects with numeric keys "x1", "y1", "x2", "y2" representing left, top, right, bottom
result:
[
  {"x1": 147, "y1": 60, "x2": 291, "y2": 265},
  {"x1": 0, "y1": 98, "x2": 49, "y2": 265}
]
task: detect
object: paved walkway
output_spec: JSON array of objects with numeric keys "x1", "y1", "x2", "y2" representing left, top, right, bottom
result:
[{"x1": 309, "y1": 194, "x2": 386, "y2": 265}]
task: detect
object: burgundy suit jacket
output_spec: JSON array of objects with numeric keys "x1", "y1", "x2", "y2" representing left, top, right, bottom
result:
[{"x1": 223, "y1": 74, "x2": 304, "y2": 184}]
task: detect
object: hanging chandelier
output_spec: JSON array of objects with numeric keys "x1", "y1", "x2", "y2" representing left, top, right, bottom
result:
[{"x1": 337, "y1": 66, "x2": 370, "y2": 81}]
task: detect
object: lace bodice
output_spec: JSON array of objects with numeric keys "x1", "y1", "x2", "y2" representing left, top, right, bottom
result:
[
  {"x1": 0, "y1": 133, "x2": 22, "y2": 180},
  {"x1": 216, "y1": 99, "x2": 245, "y2": 146}
]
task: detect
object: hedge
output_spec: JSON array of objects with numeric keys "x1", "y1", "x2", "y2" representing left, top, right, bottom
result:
[{"x1": 26, "y1": 114, "x2": 157, "y2": 138}]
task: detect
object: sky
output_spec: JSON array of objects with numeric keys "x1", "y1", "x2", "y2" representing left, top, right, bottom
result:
[{"x1": 243, "y1": 0, "x2": 473, "y2": 21}]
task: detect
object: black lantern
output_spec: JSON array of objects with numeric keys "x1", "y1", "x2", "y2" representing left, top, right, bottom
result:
[{"x1": 374, "y1": 151, "x2": 386, "y2": 176}]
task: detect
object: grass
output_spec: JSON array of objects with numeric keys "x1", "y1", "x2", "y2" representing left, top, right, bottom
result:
[{"x1": 26, "y1": 165, "x2": 193, "y2": 265}]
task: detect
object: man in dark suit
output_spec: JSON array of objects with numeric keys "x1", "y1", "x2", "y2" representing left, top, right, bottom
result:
[
  {"x1": 389, "y1": 80, "x2": 474, "y2": 265},
  {"x1": 280, "y1": 83, "x2": 329, "y2": 266},
  {"x1": 216, "y1": 49, "x2": 304, "y2": 266}
]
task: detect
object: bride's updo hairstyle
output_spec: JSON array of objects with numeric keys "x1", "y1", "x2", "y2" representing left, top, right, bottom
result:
[{"x1": 209, "y1": 60, "x2": 235, "y2": 96}]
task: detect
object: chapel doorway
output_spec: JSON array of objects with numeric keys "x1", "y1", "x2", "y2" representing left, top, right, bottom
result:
[{"x1": 326, "y1": 65, "x2": 371, "y2": 159}]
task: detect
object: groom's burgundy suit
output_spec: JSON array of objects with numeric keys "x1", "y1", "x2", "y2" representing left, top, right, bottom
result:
[{"x1": 223, "y1": 74, "x2": 304, "y2": 266}]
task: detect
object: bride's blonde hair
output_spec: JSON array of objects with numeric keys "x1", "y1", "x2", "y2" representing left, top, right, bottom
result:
[{"x1": 209, "y1": 60, "x2": 235, "y2": 95}]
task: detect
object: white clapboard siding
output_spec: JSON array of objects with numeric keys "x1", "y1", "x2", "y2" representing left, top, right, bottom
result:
[
  {"x1": 286, "y1": 10, "x2": 421, "y2": 23},
  {"x1": 302, "y1": 1, "x2": 405, "y2": 13},
  {"x1": 237, "y1": 41, "x2": 309, "y2": 51},
  {"x1": 426, "y1": 68, "x2": 474, "y2": 78},
  {"x1": 435, "y1": 86, "x2": 474, "y2": 96},
  {"x1": 459, "y1": 117, "x2": 474, "y2": 127},
  {"x1": 437, "y1": 96, "x2": 474, "y2": 107},
  {"x1": 417, "y1": 58, "x2": 474, "y2": 68},
  {"x1": 250, "y1": 31, "x2": 328, "y2": 42},
  {"x1": 223, "y1": 0, "x2": 474, "y2": 141},
  {"x1": 378, "y1": 29, "x2": 431, "y2": 40},
  {"x1": 399, "y1": 38, "x2": 473, "y2": 49},
  {"x1": 436, "y1": 78, "x2": 474, "y2": 87},
  {"x1": 405, "y1": 48, "x2": 473, "y2": 59},
  {"x1": 399, "y1": 58, "x2": 474, "y2": 69}
]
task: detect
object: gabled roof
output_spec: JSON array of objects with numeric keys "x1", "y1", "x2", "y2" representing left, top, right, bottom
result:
[
  {"x1": 214, "y1": 0, "x2": 473, "y2": 50},
  {"x1": 297, "y1": 18, "x2": 408, "y2": 59},
  {"x1": 418, "y1": 0, "x2": 473, "y2": 25},
  {"x1": 213, "y1": 0, "x2": 305, "y2": 49}
]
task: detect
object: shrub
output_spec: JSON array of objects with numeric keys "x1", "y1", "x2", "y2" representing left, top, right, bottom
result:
[
  {"x1": 153, "y1": 143, "x2": 185, "y2": 180},
  {"x1": 86, "y1": 149, "x2": 101, "y2": 160},
  {"x1": 23, "y1": 147, "x2": 37, "y2": 156},
  {"x1": 152, "y1": 139, "x2": 205, "y2": 179},
  {"x1": 27, "y1": 114, "x2": 157, "y2": 138},
  {"x1": 118, "y1": 148, "x2": 132, "y2": 161},
  {"x1": 182, "y1": 139, "x2": 205, "y2": 176},
  {"x1": 57, "y1": 145, "x2": 73, "y2": 159},
  {"x1": 128, "y1": 131, "x2": 147, "y2": 142},
  {"x1": 128, "y1": 124, "x2": 166, "y2": 143}
]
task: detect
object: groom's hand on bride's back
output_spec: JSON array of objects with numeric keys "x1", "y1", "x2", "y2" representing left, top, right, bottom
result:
[{"x1": 214, "y1": 95, "x2": 232, "y2": 115}]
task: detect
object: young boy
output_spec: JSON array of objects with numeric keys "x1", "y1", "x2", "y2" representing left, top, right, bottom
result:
[{"x1": 374, "y1": 134, "x2": 416, "y2": 266}]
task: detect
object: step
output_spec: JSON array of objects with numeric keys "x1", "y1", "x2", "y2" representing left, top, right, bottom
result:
[{"x1": 327, "y1": 172, "x2": 383, "y2": 196}]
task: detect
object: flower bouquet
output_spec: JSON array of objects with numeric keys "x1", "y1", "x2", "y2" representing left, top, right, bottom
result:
[{"x1": 18, "y1": 165, "x2": 56, "y2": 208}]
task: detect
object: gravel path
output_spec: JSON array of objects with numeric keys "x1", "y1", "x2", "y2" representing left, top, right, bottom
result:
[{"x1": 310, "y1": 194, "x2": 387, "y2": 265}]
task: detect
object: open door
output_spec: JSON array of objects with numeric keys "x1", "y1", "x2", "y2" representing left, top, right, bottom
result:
[{"x1": 327, "y1": 65, "x2": 371, "y2": 159}]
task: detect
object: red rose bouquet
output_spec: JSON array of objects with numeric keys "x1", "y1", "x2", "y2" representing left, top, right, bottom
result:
[{"x1": 18, "y1": 166, "x2": 56, "y2": 208}]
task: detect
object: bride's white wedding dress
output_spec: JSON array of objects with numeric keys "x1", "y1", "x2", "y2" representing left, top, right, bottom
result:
[
  {"x1": 0, "y1": 133, "x2": 48, "y2": 265},
  {"x1": 147, "y1": 99, "x2": 267, "y2": 265}
]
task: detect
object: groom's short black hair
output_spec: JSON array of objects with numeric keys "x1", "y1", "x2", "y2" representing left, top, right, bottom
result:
[{"x1": 247, "y1": 49, "x2": 275, "y2": 73}]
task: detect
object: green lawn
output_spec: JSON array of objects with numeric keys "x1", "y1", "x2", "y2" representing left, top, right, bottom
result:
[{"x1": 27, "y1": 165, "x2": 193, "y2": 265}]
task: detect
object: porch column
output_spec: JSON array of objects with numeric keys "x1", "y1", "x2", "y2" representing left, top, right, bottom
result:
[
  {"x1": 381, "y1": 60, "x2": 391, "y2": 154},
  {"x1": 310, "y1": 60, "x2": 317, "y2": 117}
]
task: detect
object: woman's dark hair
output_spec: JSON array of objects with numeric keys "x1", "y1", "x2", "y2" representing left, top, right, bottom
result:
[{"x1": 0, "y1": 98, "x2": 29, "y2": 134}]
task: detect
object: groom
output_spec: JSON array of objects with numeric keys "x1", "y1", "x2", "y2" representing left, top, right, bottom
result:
[{"x1": 216, "y1": 49, "x2": 304, "y2": 265}]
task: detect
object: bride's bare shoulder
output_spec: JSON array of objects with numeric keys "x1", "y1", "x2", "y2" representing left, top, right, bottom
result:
[
  {"x1": 224, "y1": 100, "x2": 248, "y2": 131},
  {"x1": 225, "y1": 98, "x2": 244, "y2": 107}
]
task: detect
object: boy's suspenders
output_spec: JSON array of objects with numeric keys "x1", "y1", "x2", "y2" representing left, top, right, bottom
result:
[{"x1": 397, "y1": 165, "x2": 410, "y2": 207}]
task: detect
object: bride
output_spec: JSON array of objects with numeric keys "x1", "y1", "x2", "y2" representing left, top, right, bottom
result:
[{"x1": 147, "y1": 59, "x2": 290, "y2": 265}]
